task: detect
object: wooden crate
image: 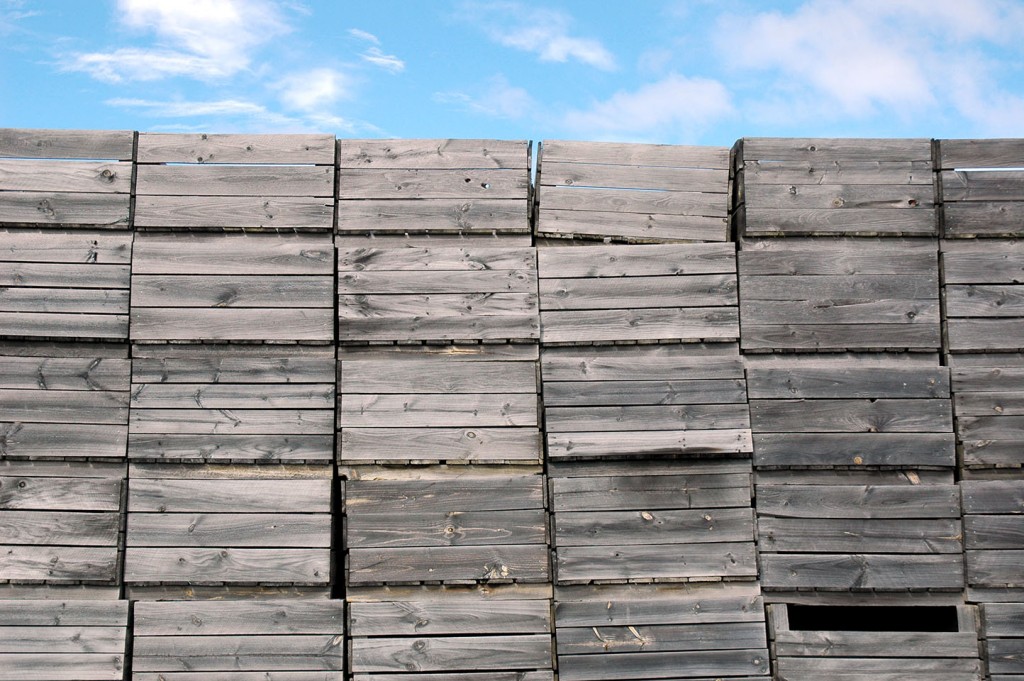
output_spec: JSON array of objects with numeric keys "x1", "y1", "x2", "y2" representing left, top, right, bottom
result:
[
  {"x1": 129, "y1": 343, "x2": 335, "y2": 464},
  {"x1": 943, "y1": 239, "x2": 1024, "y2": 352},
  {"x1": 982, "y1": 603, "x2": 1024, "y2": 680},
  {"x1": 738, "y1": 238, "x2": 941, "y2": 351},
  {"x1": 0, "y1": 460, "x2": 124, "y2": 589},
  {"x1": 342, "y1": 465, "x2": 549, "y2": 587},
  {"x1": 542, "y1": 344, "x2": 752, "y2": 459},
  {"x1": 736, "y1": 137, "x2": 936, "y2": 237},
  {"x1": 0, "y1": 229, "x2": 131, "y2": 340},
  {"x1": 769, "y1": 602, "x2": 982, "y2": 681},
  {"x1": 337, "y1": 139, "x2": 530, "y2": 237},
  {"x1": 757, "y1": 470, "x2": 964, "y2": 592},
  {"x1": 131, "y1": 231, "x2": 335, "y2": 342},
  {"x1": 0, "y1": 342, "x2": 129, "y2": 459},
  {"x1": 939, "y1": 139, "x2": 1024, "y2": 237},
  {"x1": 349, "y1": 584, "x2": 553, "y2": 680},
  {"x1": 535, "y1": 140, "x2": 730, "y2": 243},
  {"x1": 337, "y1": 245, "x2": 540, "y2": 342},
  {"x1": 134, "y1": 132, "x2": 335, "y2": 231},
  {"x1": 950, "y1": 353, "x2": 1024, "y2": 468},
  {"x1": 538, "y1": 243, "x2": 740, "y2": 344},
  {"x1": 0, "y1": 128, "x2": 132, "y2": 230},
  {"x1": 0, "y1": 599, "x2": 128, "y2": 681},
  {"x1": 549, "y1": 459, "x2": 756, "y2": 584},
  {"x1": 132, "y1": 600, "x2": 344, "y2": 679},
  {"x1": 747, "y1": 354, "x2": 955, "y2": 468},
  {"x1": 554, "y1": 582, "x2": 770, "y2": 680},
  {"x1": 124, "y1": 462, "x2": 332, "y2": 597},
  {"x1": 963, "y1": 480, "x2": 1024, "y2": 591},
  {"x1": 339, "y1": 345, "x2": 540, "y2": 464}
]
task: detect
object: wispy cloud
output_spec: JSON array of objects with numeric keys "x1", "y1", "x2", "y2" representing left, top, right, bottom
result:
[
  {"x1": 348, "y1": 27, "x2": 379, "y2": 44},
  {"x1": 563, "y1": 74, "x2": 733, "y2": 141},
  {"x1": 106, "y1": 97, "x2": 268, "y2": 117},
  {"x1": 64, "y1": 0, "x2": 289, "y2": 82},
  {"x1": 360, "y1": 46, "x2": 404, "y2": 73},
  {"x1": 461, "y1": 1, "x2": 616, "y2": 70},
  {"x1": 273, "y1": 67, "x2": 350, "y2": 112},
  {"x1": 434, "y1": 74, "x2": 535, "y2": 119}
]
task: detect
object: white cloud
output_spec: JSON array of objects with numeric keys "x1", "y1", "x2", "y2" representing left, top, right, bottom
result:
[
  {"x1": 65, "y1": 0, "x2": 289, "y2": 82},
  {"x1": 348, "y1": 28, "x2": 379, "y2": 44},
  {"x1": 360, "y1": 46, "x2": 404, "y2": 73},
  {"x1": 273, "y1": 67, "x2": 350, "y2": 112},
  {"x1": 106, "y1": 97, "x2": 269, "y2": 117},
  {"x1": 563, "y1": 74, "x2": 733, "y2": 141},
  {"x1": 434, "y1": 75, "x2": 535, "y2": 119},
  {"x1": 462, "y1": 1, "x2": 616, "y2": 70}
]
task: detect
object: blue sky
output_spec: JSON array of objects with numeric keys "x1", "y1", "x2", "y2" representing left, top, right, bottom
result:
[{"x1": 2, "y1": 0, "x2": 1023, "y2": 144}]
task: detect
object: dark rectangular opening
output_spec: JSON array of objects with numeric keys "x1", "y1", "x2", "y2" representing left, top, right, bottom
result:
[{"x1": 787, "y1": 605, "x2": 959, "y2": 632}]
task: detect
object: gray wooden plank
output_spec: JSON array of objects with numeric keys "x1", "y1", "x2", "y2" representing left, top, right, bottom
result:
[
  {"x1": 130, "y1": 308, "x2": 334, "y2": 341},
  {"x1": 0, "y1": 652, "x2": 127, "y2": 680},
  {"x1": 740, "y1": 273, "x2": 938, "y2": 300},
  {"x1": 124, "y1": 548, "x2": 330, "y2": 584},
  {"x1": 0, "y1": 263, "x2": 129, "y2": 289},
  {"x1": 0, "y1": 545, "x2": 118, "y2": 581},
  {"x1": 136, "y1": 164, "x2": 334, "y2": 196},
  {"x1": 129, "y1": 407, "x2": 333, "y2": 434},
  {"x1": 336, "y1": 198, "x2": 529, "y2": 234},
  {"x1": 545, "y1": 403, "x2": 750, "y2": 432},
  {"x1": 0, "y1": 229, "x2": 132, "y2": 263},
  {"x1": 776, "y1": 656, "x2": 981, "y2": 680},
  {"x1": 738, "y1": 239, "x2": 936, "y2": 275},
  {"x1": 129, "y1": 478, "x2": 330, "y2": 513},
  {"x1": 132, "y1": 233, "x2": 333, "y2": 274},
  {"x1": 745, "y1": 183, "x2": 934, "y2": 209},
  {"x1": 0, "y1": 475, "x2": 121, "y2": 511},
  {"x1": 543, "y1": 379, "x2": 747, "y2": 406},
  {"x1": 743, "y1": 137, "x2": 932, "y2": 162},
  {"x1": 347, "y1": 544, "x2": 549, "y2": 583},
  {"x1": 955, "y1": 391, "x2": 1024, "y2": 416},
  {"x1": 539, "y1": 274, "x2": 736, "y2": 310},
  {"x1": 129, "y1": 434, "x2": 334, "y2": 462},
  {"x1": 537, "y1": 243, "x2": 735, "y2": 278},
  {"x1": 339, "y1": 394, "x2": 537, "y2": 427},
  {"x1": 128, "y1": 512, "x2": 330, "y2": 547},
  {"x1": 747, "y1": 367, "x2": 949, "y2": 399},
  {"x1": 541, "y1": 162, "x2": 727, "y2": 192},
  {"x1": 959, "y1": 414, "x2": 1024, "y2": 438},
  {"x1": 0, "y1": 510, "x2": 119, "y2": 545},
  {"x1": 940, "y1": 139, "x2": 1024, "y2": 168},
  {"x1": 556, "y1": 621, "x2": 766, "y2": 655},
  {"x1": 346, "y1": 476, "x2": 543, "y2": 514},
  {"x1": 338, "y1": 313, "x2": 539, "y2": 341},
  {"x1": 132, "y1": 275, "x2": 333, "y2": 308},
  {"x1": 347, "y1": 508, "x2": 546, "y2": 547},
  {"x1": 558, "y1": 648, "x2": 769, "y2": 681},
  {"x1": 555, "y1": 507, "x2": 754, "y2": 546},
  {"x1": 131, "y1": 633, "x2": 342, "y2": 670},
  {"x1": 541, "y1": 346, "x2": 743, "y2": 381},
  {"x1": 0, "y1": 626, "x2": 126, "y2": 653},
  {"x1": 987, "y1": 638, "x2": 1024, "y2": 675},
  {"x1": 740, "y1": 323, "x2": 941, "y2": 351},
  {"x1": 542, "y1": 186, "x2": 728, "y2": 217},
  {"x1": 749, "y1": 398, "x2": 952, "y2": 433},
  {"x1": 553, "y1": 582, "x2": 764, "y2": 627},
  {"x1": 0, "y1": 312, "x2": 128, "y2": 339},
  {"x1": 0, "y1": 422, "x2": 128, "y2": 458},
  {"x1": 759, "y1": 517, "x2": 962, "y2": 553},
  {"x1": 761, "y1": 553, "x2": 965, "y2": 589},
  {"x1": 541, "y1": 140, "x2": 729, "y2": 168},
  {"x1": 944, "y1": 202, "x2": 1024, "y2": 236},
  {"x1": 338, "y1": 246, "x2": 534, "y2": 272},
  {"x1": 744, "y1": 207, "x2": 937, "y2": 236},
  {"x1": 754, "y1": 432, "x2": 955, "y2": 467},
  {"x1": 961, "y1": 480, "x2": 1024, "y2": 514},
  {"x1": 340, "y1": 427, "x2": 541, "y2": 463},
  {"x1": 773, "y1": 630, "x2": 980, "y2": 658},
  {"x1": 0, "y1": 160, "x2": 131, "y2": 193},
  {"x1": 952, "y1": 366, "x2": 1024, "y2": 392},
  {"x1": 130, "y1": 383, "x2": 334, "y2": 409},
  {"x1": 943, "y1": 170, "x2": 1024, "y2": 201},
  {"x1": 339, "y1": 168, "x2": 529, "y2": 199},
  {"x1": 0, "y1": 356, "x2": 130, "y2": 391},
  {"x1": 0, "y1": 128, "x2": 134, "y2": 160},
  {"x1": 964, "y1": 515, "x2": 1024, "y2": 549},
  {"x1": 342, "y1": 360, "x2": 536, "y2": 393},
  {"x1": 537, "y1": 209, "x2": 730, "y2": 242},
  {"x1": 983, "y1": 603, "x2": 1024, "y2": 637},
  {"x1": 338, "y1": 293, "x2": 537, "y2": 322},
  {"x1": 0, "y1": 599, "x2": 127, "y2": 626},
  {"x1": 132, "y1": 357, "x2": 334, "y2": 384},
  {"x1": 740, "y1": 299, "x2": 939, "y2": 325},
  {"x1": 0, "y1": 287, "x2": 128, "y2": 314},
  {"x1": 349, "y1": 598, "x2": 550, "y2": 635},
  {"x1": 541, "y1": 308, "x2": 738, "y2": 343},
  {"x1": 551, "y1": 474, "x2": 750, "y2": 512},
  {"x1": 966, "y1": 550, "x2": 1024, "y2": 587},
  {"x1": 941, "y1": 242, "x2": 1024, "y2": 283},
  {"x1": 947, "y1": 285, "x2": 1024, "y2": 317},
  {"x1": 547, "y1": 429, "x2": 752, "y2": 458},
  {"x1": 350, "y1": 634, "x2": 549, "y2": 672},
  {"x1": 338, "y1": 139, "x2": 528, "y2": 169},
  {"x1": 744, "y1": 159, "x2": 933, "y2": 185},
  {"x1": 351, "y1": 675, "x2": 553, "y2": 681},
  {"x1": 339, "y1": 269, "x2": 537, "y2": 294},
  {"x1": 0, "y1": 192, "x2": 130, "y2": 227},
  {"x1": 137, "y1": 132, "x2": 335, "y2": 164},
  {"x1": 756, "y1": 484, "x2": 961, "y2": 519},
  {"x1": 133, "y1": 600, "x2": 344, "y2": 635},
  {"x1": 134, "y1": 195, "x2": 333, "y2": 229}
]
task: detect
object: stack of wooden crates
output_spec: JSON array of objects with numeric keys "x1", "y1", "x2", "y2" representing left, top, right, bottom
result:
[
  {"x1": 735, "y1": 137, "x2": 983, "y2": 680},
  {"x1": 939, "y1": 139, "x2": 1024, "y2": 681},
  {"x1": 536, "y1": 140, "x2": 770, "y2": 681},
  {"x1": 0, "y1": 129, "x2": 133, "y2": 679}
]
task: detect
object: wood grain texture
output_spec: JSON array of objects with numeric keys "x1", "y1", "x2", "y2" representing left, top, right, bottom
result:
[
  {"x1": 0, "y1": 128, "x2": 132, "y2": 160},
  {"x1": 336, "y1": 198, "x2": 528, "y2": 233},
  {"x1": 0, "y1": 160, "x2": 131, "y2": 193},
  {"x1": 134, "y1": 195, "x2": 333, "y2": 229},
  {"x1": 137, "y1": 133, "x2": 336, "y2": 164},
  {"x1": 133, "y1": 232, "x2": 333, "y2": 274},
  {"x1": 0, "y1": 192, "x2": 130, "y2": 228},
  {"x1": 338, "y1": 139, "x2": 528, "y2": 169}
]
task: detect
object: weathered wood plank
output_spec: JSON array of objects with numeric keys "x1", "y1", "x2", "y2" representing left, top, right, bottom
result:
[
  {"x1": 134, "y1": 195, "x2": 333, "y2": 229},
  {"x1": 351, "y1": 634, "x2": 549, "y2": 672},
  {"x1": 346, "y1": 477, "x2": 542, "y2": 514},
  {"x1": 124, "y1": 548, "x2": 330, "y2": 584},
  {"x1": 0, "y1": 510, "x2": 119, "y2": 546},
  {"x1": 738, "y1": 239, "x2": 936, "y2": 275},
  {"x1": 744, "y1": 160, "x2": 933, "y2": 185},
  {"x1": 756, "y1": 484, "x2": 961, "y2": 519},
  {"x1": 349, "y1": 598, "x2": 550, "y2": 635},
  {"x1": 740, "y1": 323, "x2": 941, "y2": 351},
  {"x1": 340, "y1": 394, "x2": 537, "y2": 427},
  {"x1": 761, "y1": 553, "x2": 965, "y2": 589},
  {"x1": 538, "y1": 243, "x2": 735, "y2": 278},
  {"x1": 342, "y1": 360, "x2": 536, "y2": 393},
  {"x1": 132, "y1": 275, "x2": 332, "y2": 308},
  {"x1": 0, "y1": 356, "x2": 129, "y2": 391},
  {"x1": 754, "y1": 433, "x2": 956, "y2": 467},
  {"x1": 348, "y1": 509, "x2": 546, "y2": 548},
  {"x1": 0, "y1": 475, "x2": 121, "y2": 510},
  {"x1": 964, "y1": 515, "x2": 1024, "y2": 549},
  {"x1": 338, "y1": 314, "x2": 540, "y2": 341},
  {"x1": 747, "y1": 367, "x2": 948, "y2": 398},
  {"x1": 132, "y1": 233, "x2": 333, "y2": 274},
  {"x1": 339, "y1": 268, "x2": 536, "y2": 294},
  {"x1": 940, "y1": 138, "x2": 1024, "y2": 168},
  {"x1": 551, "y1": 475, "x2": 750, "y2": 512},
  {"x1": 745, "y1": 183, "x2": 934, "y2": 209},
  {"x1": 556, "y1": 621, "x2": 766, "y2": 655},
  {"x1": 542, "y1": 186, "x2": 727, "y2": 217},
  {"x1": 965, "y1": 550, "x2": 1024, "y2": 587},
  {"x1": 554, "y1": 508, "x2": 753, "y2": 547},
  {"x1": 743, "y1": 138, "x2": 932, "y2": 162},
  {"x1": 0, "y1": 160, "x2": 131, "y2": 193},
  {"x1": 0, "y1": 652, "x2": 127, "y2": 681},
  {"x1": 541, "y1": 162, "x2": 727, "y2": 192},
  {"x1": 760, "y1": 517, "x2": 962, "y2": 553},
  {"x1": 0, "y1": 128, "x2": 134, "y2": 160},
  {"x1": 545, "y1": 403, "x2": 750, "y2": 432},
  {"x1": 0, "y1": 545, "x2": 118, "y2": 581},
  {"x1": 548, "y1": 429, "x2": 752, "y2": 458},
  {"x1": 137, "y1": 133, "x2": 335, "y2": 164},
  {"x1": 961, "y1": 480, "x2": 1024, "y2": 514},
  {"x1": 132, "y1": 633, "x2": 342, "y2": 670},
  {"x1": 348, "y1": 544, "x2": 549, "y2": 584},
  {"x1": 741, "y1": 299, "x2": 939, "y2": 325},
  {"x1": 137, "y1": 164, "x2": 333, "y2": 196},
  {"x1": 542, "y1": 308, "x2": 738, "y2": 343},
  {"x1": 541, "y1": 345, "x2": 743, "y2": 381},
  {"x1": 130, "y1": 383, "x2": 333, "y2": 409},
  {"x1": 0, "y1": 422, "x2": 128, "y2": 458},
  {"x1": 129, "y1": 478, "x2": 330, "y2": 513},
  {"x1": 740, "y1": 273, "x2": 938, "y2": 300},
  {"x1": 553, "y1": 582, "x2": 764, "y2": 627},
  {"x1": 558, "y1": 648, "x2": 769, "y2": 681},
  {"x1": 542, "y1": 140, "x2": 729, "y2": 168},
  {"x1": 338, "y1": 139, "x2": 528, "y2": 169},
  {"x1": 537, "y1": 209, "x2": 729, "y2": 242},
  {"x1": 133, "y1": 600, "x2": 344, "y2": 635},
  {"x1": 339, "y1": 168, "x2": 529, "y2": 199},
  {"x1": 774, "y1": 630, "x2": 980, "y2": 658},
  {"x1": 749, "y1": 399, "x2": 952, "y2": 433},
  {"x1": 130, "y1": 308, "x2": 334, "y2": 341},
  {"x1": 340, "y1": 427, "x2": 541, "y2": 462},
  {"x1": 0, "y1": 192, "x2": 130, "y2": 227},
  {"x1": 944, "y1": 202, "x2": 1024, "y2": 236},
  {"x1": 0, "y1": 287, "x2": 128, "y2": 314},
  {"x1": 336, "y1": 198, "x2": 529, "y2": 233},
  {"x1": 129, "y1": 433, "x2": 333, "y2": 461},
  {"x1": 0, "y1": 263, "x2": 129, "y2": 289},
  {"x1": 132, "y1": 356, "x2": 333, "y2": 384},
  {"x1": 540, "y1": 274, "x2": 736, "y2": 309},
  {"x1": 744, "y1": 206, "x2": 937, "y2": 235}
]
